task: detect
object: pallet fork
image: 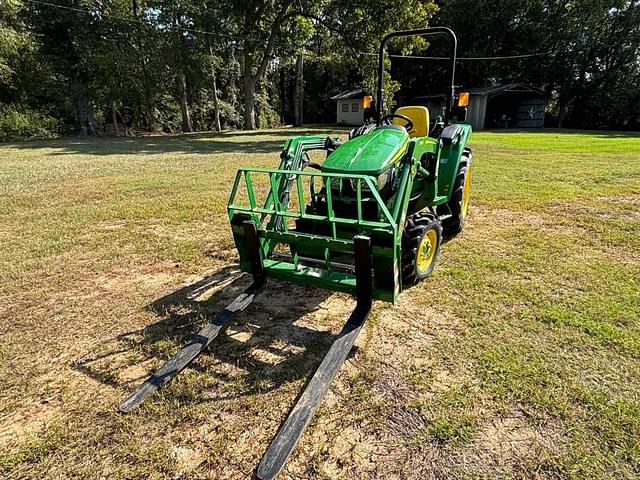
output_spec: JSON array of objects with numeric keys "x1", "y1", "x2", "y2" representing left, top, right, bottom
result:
[{"x1": 119, "y1": 222, "x2": 373, "y2": 480}]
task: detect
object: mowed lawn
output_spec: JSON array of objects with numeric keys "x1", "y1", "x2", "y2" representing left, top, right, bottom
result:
[{"x1": 1, "y1": 127, "x2": 639, "y2": 479}]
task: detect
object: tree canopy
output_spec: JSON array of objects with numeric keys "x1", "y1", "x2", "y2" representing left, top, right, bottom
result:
[{"x1": 0, "y1": 0, "x2": 638, "y2": 140}]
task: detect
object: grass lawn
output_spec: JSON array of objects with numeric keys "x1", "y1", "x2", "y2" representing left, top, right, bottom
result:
[{"x1": 1, "y1": 127, "x2": 639, "y2": 479}]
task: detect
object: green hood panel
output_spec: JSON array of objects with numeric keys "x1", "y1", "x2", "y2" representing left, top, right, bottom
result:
[{"x1": 322, "y1": 127, "x2": 409, "y2": 175}]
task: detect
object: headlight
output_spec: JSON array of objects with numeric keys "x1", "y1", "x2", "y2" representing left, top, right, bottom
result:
[
  {"x1": 350, "y1": 168, "x2": 395, "y2": 195},
  {"x1": 377, "y1": 168, "x2": 394, "y2": 191},
  {"x1": 355, "y1": 178, "x2": 371, "y2": 192}
]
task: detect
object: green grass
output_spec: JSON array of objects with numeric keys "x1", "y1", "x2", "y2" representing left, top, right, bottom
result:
[{"x1": 1, "y1": 127, "x2": 639, "y2": 479}]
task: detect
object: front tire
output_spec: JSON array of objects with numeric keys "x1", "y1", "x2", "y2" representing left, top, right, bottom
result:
[
  {"x1": 439, "y1": 148, "x2": 473, "y2": 241},
  {"x1": 401, "y1": 211, "x2": 443, "y2": 287}
]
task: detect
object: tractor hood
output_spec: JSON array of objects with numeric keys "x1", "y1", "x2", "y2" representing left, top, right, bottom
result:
[{"x1": 322, "y1": 127, "x2": 409, "y2": 176}]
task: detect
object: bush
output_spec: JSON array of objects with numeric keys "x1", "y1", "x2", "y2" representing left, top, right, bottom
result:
[
  {"x1": 152, "y1": 95, "x2": 183, "y2": 133},
  {"x1": 255, "y1": 91, "x2": 281, "y2": 129},
  {"x1": 216, "y1": 99, "x2": 243, "y2": 130},
  {"x1": 0, "y1": 106, "x2": 61, "y2": 141}
]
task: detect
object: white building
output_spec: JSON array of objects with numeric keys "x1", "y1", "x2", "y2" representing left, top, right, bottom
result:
[{"x1": 330, "y1": 89, "x2": 372, "y2": 126}]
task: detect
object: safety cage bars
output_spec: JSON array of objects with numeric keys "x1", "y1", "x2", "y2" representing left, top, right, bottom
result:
[{"x1": 228, "y1": 167, "x2": 397, "y2": 236}]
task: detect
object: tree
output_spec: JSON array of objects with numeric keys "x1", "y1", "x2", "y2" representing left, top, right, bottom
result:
[
  {"x1": 0, "y1": 0, "x2": 32, "y2": 93},
  {"x1": 25, "y1": 0, "x2": 102, "y2": 135},
  {"x1": 233, "y1": 0, "x2": 296, "y2": 129},
  {"x1": 293, "y1": 53, "x2": 304, "y2": 126},
  {"x1": 544, "y1": 0, "x2": 640, "y2": 128},
  {"x1": 323, "y1": 0, "x2": 437, "y2": 111},
  {"x1": 433, "y1": 0, "x2": 640, "y2": 130},
  {"x1": 208, "y1": 43, "x2": 222, "y2": 132},
  {"x1": 3, "y1": 0, "x2": 639, "y2": 140}
]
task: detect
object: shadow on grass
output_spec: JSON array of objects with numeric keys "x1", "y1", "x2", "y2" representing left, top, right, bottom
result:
[
  {"x1": 480, "y1": 128, "x2": 640, "y2": 138},
  {"x1": 7, "y1": 127, "x2": 347, "y2": 157},
  {"x1": 74, "y1": 264, "x2": 340, "y2": 405}
]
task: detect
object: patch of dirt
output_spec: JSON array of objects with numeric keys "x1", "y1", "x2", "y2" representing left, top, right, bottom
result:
[
  {"x1": 375, "y1": 410, "x2": 561, "y2": 480},
  {"x1": 95, "y1": 220, "x2": 128, "y2": 231},
  {"x1": 307, "y1": 425, "x2": 388, "y2": 480},
  {"x1": 170, "y1": 445, "x2": 206, "y2": 475},
  {"x1": 117, "y1": 361, "x2": 156, "y2": 385},
  {"x1": 0, "y1": 400, "x2": 61, "y2": 451},
  {"x1": 375, "y1": 364, "x2": 418, "y2": 405},
  {"x1": 596, "y1": 194, "x2": 640, "y2": 206},
  {"x1": 473, "y1": 205, "x2": 547, "y2": 228},
  {"x1": 475, "y1": 203, "x2": 640, "y2": 264},
  {"x1": 272, "y1": 287, "x2": 480, "y2": 479},
  {"x1": 93, "y1": 265, "x2": 178, "y2": 294},
  {"x1": 471, "y1": 413, "x2": 559, "y2": 468},
  {"x1": 552, "y1": 196, "x2": 640, "y2": 222}
]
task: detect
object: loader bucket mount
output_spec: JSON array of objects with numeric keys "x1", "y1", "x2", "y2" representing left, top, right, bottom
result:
[{"x1": 228, "y1": 166, "x2": 400, "y2": 302}]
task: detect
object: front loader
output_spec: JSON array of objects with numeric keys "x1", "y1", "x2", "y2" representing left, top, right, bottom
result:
[{"x1": 120, "y1": 26, "x2": 474, "y2": 479}]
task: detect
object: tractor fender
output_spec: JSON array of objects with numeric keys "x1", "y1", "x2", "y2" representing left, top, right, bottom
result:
[
  {"x1": 440, "y1": 124, "x2": 466, "y2": 146},
  {"x1": 436, "y1": 123, "x2": 472, "y2": 200}
]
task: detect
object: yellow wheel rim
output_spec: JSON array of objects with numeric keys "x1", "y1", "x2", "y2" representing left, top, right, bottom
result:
[
  {"x1": 416, "y1": 229, "x2": 438, "y2": 273},
  {"x1": 461, "y1": 165, "x2": 473, "y2": 218}
]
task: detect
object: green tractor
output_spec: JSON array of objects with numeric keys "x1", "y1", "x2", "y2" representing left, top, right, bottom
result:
[
  {"x1": 229, "y1": 26, "x2": 473, "y2": 302},
  {"x1": 120, "y1": 27, "x2": 473, "y2": 480}
]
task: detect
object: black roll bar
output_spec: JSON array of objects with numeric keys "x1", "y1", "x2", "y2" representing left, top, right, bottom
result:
[{"x1": 376, "y1": 26, "x2": 457, "y2": 126}]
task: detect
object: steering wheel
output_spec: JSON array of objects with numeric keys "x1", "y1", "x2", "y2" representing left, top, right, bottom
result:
[{"x1": 381, "y1": 113, "x2": 414, "y2": 133}]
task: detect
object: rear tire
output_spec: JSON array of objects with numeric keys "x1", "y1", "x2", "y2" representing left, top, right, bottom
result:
[
  {"x1": 439, "y1": 148, "x2": 473, "y2": 241},
  {"x1": 401, "y1": 211, "x2": 443, "y2": 287}
]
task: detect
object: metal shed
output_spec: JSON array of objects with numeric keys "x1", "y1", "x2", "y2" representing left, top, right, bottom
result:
[{"x1": 411, "y1": 83, "x2": 546, "y2": 130}]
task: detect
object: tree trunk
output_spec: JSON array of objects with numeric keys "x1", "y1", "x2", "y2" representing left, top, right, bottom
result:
[
  {"x1": 244, "y1": 75, "x2": 257, "y2": 130},
  {"x1": 142, "y1": 58, "x2": 155, "y2": 130},
  {"x1": 278, "y1": 66, "x2": 287, "y2": 124},
  {"x1": 71, "y1": 67, "x2": 97, "y2": 136},
  {"x1": 209, "y1": 43, "x2": 222, "y2": 132},
  {"x1": 557, "y1": 94, "x2": 566, "y2": 128},
  {"x1": 132, "y1": 0, "x2": 155, "y2": 131},
  {"x1": 293, "y1": 53, "x2": 304, "y2": 127},
  {"x1": 111, "y1": 101, "x2": 120, "y2": 136},
  {"x1": 177, "y1": 68, "x2": 193, "y2": 133}
]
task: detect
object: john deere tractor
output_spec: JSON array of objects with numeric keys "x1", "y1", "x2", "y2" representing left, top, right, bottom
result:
[
  {"x1": 120, "y1": 26, "x2": 474, "y2": 480},
  {"x1": 228, "y1": 26, "x2": 473, "y2": 303}
]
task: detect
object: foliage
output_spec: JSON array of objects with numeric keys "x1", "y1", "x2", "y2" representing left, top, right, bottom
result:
[
  {"x1": 431, "y1": 0, "x2": 640, "y2": 129},
  {"x1": 0, "y1": 0, "x2": 32, "y2": 86},
  {"x1": 255, "y1": 89, "x2": 282, "y2": 129},
  {"x1": 0, "y1": 0, "x2": 639, "y2": 140},
  {"x1": 0, "y1": 105, "x2": 61, "y2": 141}
]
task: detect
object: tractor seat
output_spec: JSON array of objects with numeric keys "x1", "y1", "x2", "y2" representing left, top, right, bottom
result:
[{"x1": 392, "y1": 106, "x2": 430, "y2": 138}]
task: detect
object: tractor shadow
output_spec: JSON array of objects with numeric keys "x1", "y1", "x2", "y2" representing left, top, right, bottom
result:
[{"x1": 74, "y1": 265, "x2": 342, "y2": 405}]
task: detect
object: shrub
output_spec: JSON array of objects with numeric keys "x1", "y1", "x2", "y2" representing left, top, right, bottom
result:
[
  {"x1": 255, "y1": 91, "x2": 281, "y2": 129},
  {"x1": 0, "y1": 106, "x2": 61, "y2": 141}
]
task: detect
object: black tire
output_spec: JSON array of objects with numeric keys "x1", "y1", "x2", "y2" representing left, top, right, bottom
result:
[
  {"x1": 439, "y1": 148, "x2": 473, "y2": 241},
  {"x1": 401, "y1": 211, "x2": 443, "y2": 287}
]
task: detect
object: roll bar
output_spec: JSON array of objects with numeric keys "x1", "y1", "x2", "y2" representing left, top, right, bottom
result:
[{"x1": 376, "y1": 26, "x2": 457, "y2": 126}]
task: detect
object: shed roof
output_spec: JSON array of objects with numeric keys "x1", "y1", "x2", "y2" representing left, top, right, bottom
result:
[
  {"x1": 330, "y1": 89, "x2": 367, "y2": 100},
  {"x1": 466, "y1": 83, "x2": 545, "y2": 96},
  {"x1": 413, "y1": 83, "x2": 544, "y2": 101}
]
